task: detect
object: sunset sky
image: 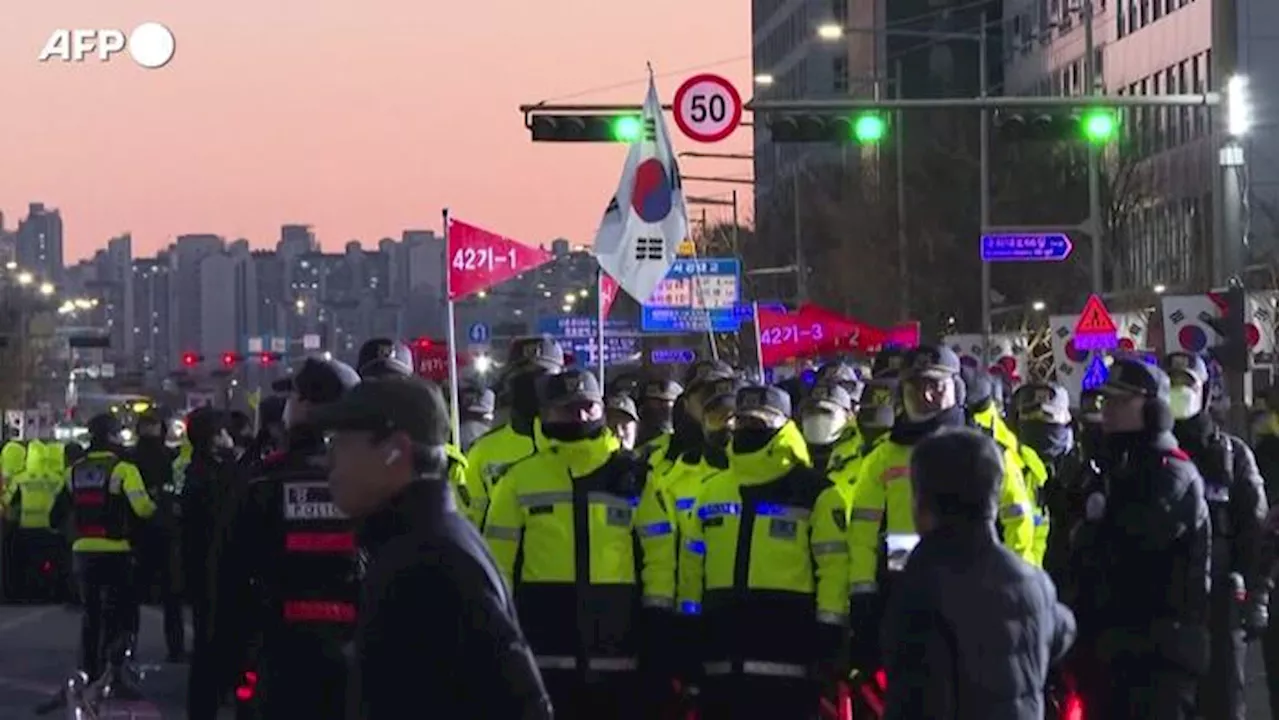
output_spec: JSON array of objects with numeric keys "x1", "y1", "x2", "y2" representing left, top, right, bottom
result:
[{"x1": 1, "y1": 1, "x2": 752, "y2": 262}]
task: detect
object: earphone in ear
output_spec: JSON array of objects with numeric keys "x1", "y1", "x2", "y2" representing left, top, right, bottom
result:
[{"x1": 384, "y1": 448, "x2": 402, "y2": 466}]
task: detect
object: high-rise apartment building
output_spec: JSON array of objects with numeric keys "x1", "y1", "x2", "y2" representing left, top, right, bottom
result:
[
  {"x1": 15, "y1": 203, "x2": 64, "y2": 284},
  {"x1": 167, "y1": 234, "x2": 224, "y2": 362},
  {"x1": 199, "y1": 240, "x2": 258, "y2": 357},
  {"x1": 132, "y1": 255, "x2": 172, "y2": 373}
]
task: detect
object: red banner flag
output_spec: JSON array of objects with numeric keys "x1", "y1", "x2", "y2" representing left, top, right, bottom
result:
[
  {"x1": 447, "y1": 219, "x2": 554, "y2": 301},
  {"x1": 598, "y1": 270, "x2": 620, "y2": 319},
  {"x1": 757, "y1": 306, "x2": 826, "y2": 367}
]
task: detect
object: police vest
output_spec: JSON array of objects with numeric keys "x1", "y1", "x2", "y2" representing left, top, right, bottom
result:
[
  {"x1": 274, "y1": 474, "x2": 360, "y2": 632},
  {"x1": 70, "y1": 457, "x2": 128, "y2": 540}
]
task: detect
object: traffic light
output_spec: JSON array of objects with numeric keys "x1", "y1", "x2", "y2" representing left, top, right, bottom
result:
[
  {"x1": 258, "y1": 351, "x2": 282, "y2": 366},
  {"x1": 528, "y1": 113, "x2": 648, "y2": 142},
  {"x1": 765, "y1": 112, "x2": 889, "y2": 144},
  {"x1": 221, "y1": 351, "x2": 243, "y2": 368},
  {"x1": 181, "y1": 352, "x2": 202, "y2": 368},
  {"x1": 412, "y1": 337, "x2": 433, "y2": 351},
  {"x1": 994, "y1": 109, "x2": 1119, "y2": 143}
]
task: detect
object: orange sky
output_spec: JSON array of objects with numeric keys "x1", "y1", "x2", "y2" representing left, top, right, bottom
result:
[{"x1": 0, "y1": 1, "x2": 753, "y2": 262}]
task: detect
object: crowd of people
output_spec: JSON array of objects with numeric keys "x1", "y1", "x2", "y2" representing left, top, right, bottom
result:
[{"x1": 0, "y1": 335, "x2": 1276, "y2": 719}]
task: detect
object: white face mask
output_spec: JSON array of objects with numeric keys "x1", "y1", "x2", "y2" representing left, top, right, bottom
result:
[
  {"x1": 1169, "y1": 386, "x2": 1203, "y2": 420},
  {"x1": 802, "y1": 413, "x2": 845, "y2": 445}
]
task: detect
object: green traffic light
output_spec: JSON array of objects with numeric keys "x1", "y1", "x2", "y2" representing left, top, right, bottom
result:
[
  {"x1": 612, "y1": 115, "x2": 643, "y2": 143},
  {"x1": 852, "y1": 112, "x2": 887, "y2": 144},
  {"x1": 1081, "y1": 109, "x2": 1117, "y2": 144}
]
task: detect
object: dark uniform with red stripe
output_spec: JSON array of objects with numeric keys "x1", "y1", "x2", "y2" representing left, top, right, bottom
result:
[{"x1": 209, "y1": 442, "x2": 359, "y2": 720}]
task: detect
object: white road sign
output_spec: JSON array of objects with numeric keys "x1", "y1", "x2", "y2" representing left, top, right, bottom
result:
[{"x1": 673, "y1": 73, "x2": 743, "y2": 143}]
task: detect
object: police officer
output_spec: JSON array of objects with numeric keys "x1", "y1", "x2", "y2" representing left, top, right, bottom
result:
[
  {"x1": 465, "y1": 336, "x2": 565, "y2": 526},
  {"x1": 605, "y1": 394, "x2": 640, "y2": 451},
  {"x1": 202, "y1": 357, "x2": 361, "y2": 720},
  {"x1": 636, "y1": 378, "x2": 682, "y2": 451},
  {"x1": 847, "y1": 346, "x2": 1035, "y2": 671},
  {"x1": 1075, "y1": 358, "x2": 1211, "y2": 718},
  {"x1": 2, "y1": 438, "x2": 65, "y2": 600},
  {"x1": 50, "y1": 413, "x2": 156, "y2": 684},
  {"x1": 457, "y1": 384, "x2": 496, "y2": 453},
  {"x1": 1163, "y1": 352, "x2": 1269, "y2": 720},
  {"x1": 130, "y1": 410, "x2": 184, "y2": 660},
  {"x1": 355, "y1": 338, "x2": 474, "y2": 521},
  {"x1": 826, "y1": 378, "x2": 897, "y2": 504},
  {"x1": 484, "y1": 368, "x2": 677, "y2": 719},
  {"x1": 678, "y1": 385, "x2": 848, "y2": 719},
  {"x1": 798, "y1": 383, "x2": 854, "y2": 473},
  {"x1": 814, "y1": 361, "x2": 865, "y2": 403}
]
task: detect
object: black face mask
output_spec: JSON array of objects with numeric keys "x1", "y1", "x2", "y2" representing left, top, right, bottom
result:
[
  {"x1": 1019, "y1": 421, "x2": 1073, "y2": 459},
  {"x1": 705, "y1": 428, "x2": 731, "y2": 449},
  {"x1": 542, "y1": 419, "x2": 605, "y2": 443},
  {"x1": 731, "y1": 427, "x2": 776, "y2": 455},
  {"x1": 509, "y1": 374, "x2": 542, "y2": 418}
]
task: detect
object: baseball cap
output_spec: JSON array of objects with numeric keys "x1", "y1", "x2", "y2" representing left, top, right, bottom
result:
[
  {"x1": 1163, "y1": 352, "x2": 1209, "y2": 386},
  {"x1": 1078, "y1": 388, "x2": 1104, "y2": 422},
  {"x1": 537, "y1": 369, "x2": 603, "y2": 407},
  {"x1": 605, "y1": 394, "x2": 639, "y2": 421},
  {"x1": 701, "y1": 376, "x2": 747, "y2": 411},
  {"x1": 857, "y1": 379, "x2": 898, "y2": 428},
  {"x1": 1013, "y1": 383, "x2": 1071, "y2": 425},
  {"x1": 683, "y1": 359, "x2": 734, "y2": 387},
  {"x1": 804, "y1": 383, "x2": 854, "y2": 413},
  {"x1": 507, "y1": 336, "x2": 565, "y2": 373},
  {"x1": 460, "y1": 385, "x2": 496, "y2": 415},
  {"x1": 1099, "y1": 358, "x2": 1171, "y2": 403},
  {"x1": 871, "y1": 347, "x2": 907, "y2": 379},
  {"x1": 356, "y1": 338, "x2": 414, "y2": 379},
  {"x1": 271, "y1": 357, "x2": 361, "y2": 404},
  {"x1": 643, "y1": 378, "x2": 683, "y2": 402},
  {"x1": 311, "y1": 375, "x2": 450, "y2": 447},
  {"x1": 817, "y1": 362, "x2": 860, "y2": 386},
  {"x1": 733, "y1": 385, "x2": 792, "y2": 424},
  {"x1": 901, "y1": 345, "x2": 962, "y2": 380}
]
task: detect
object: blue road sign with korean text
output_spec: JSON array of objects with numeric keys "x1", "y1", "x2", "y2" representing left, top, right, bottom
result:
[
  {"x1": 641, "y1": 303, "x2": 754, "y2": 333},
  {"x1": 641, "y1": 258, "x2": 742, "y2": 333},
  {"x1": 651, "y1": 348, "x2": 696, "y2": 364},
  {"x1": 980, "y1": 233, "x2": 1074, "y2": 262},
  {"x1": 537, "y1": 316, "x2": 635, "y2": 339}
]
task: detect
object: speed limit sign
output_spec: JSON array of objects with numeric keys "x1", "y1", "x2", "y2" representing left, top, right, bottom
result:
[{"x1": 673, "y1": 73, "x2": 743, "y2": 143}]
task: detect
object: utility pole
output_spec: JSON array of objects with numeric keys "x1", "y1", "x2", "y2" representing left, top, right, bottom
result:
[
  {"x1": 894, "y1": 59, "x2": 909, "y2": 321},
  {"x1": 979, "y1": 20, "x2": 992, "y2": 362},
  {"x1": 1083, "y1": 0, "x2": 1104, "y2": 295}
]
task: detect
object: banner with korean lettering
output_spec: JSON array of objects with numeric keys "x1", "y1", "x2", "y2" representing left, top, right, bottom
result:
[
  {"x1": 758, "y1": 306, "x2": 824, "y2": 366},
  {"x1": 447, "y1": 219, "x2": 555, "y2": 300},
  {"x1": 599, "y1": 270, "x2": 621, "y2": 319}
]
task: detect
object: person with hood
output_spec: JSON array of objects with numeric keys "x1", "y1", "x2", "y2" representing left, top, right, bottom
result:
[
  {"x1": 3, "y1": 439, "x2": 66, "y2": 599},
  {"x1": 130, "y1": 410, "x2": 184, "y2": 661},
  {"x1": 49, "y1": 413, "x2": 156, "y2": 685},
  {"x1": 1163, "y1": 352, "x2": 1269, "y2": 720},
  {"x1": 678, "y1": 385, "x2": 849, "y2": 719},
  {"x1": 1071, "y1": 358, "x2": 1211, "y2": 718},
  {"x1": 636, "y1": 377, "x2": 682, "y2": 452},
  {"x1": 457, "y1": 383, "x2": 495, "y2": 453},
  {"x1": 799, "y1": 383, "x2": 854, "y2": 473},
  {"x1": 465, "y1": 336, "x2": 565, "y2": 527},
  {"x1": 483, "y1": 368, "x2": 677, "y2": 718},
  {"x1": 847, "y1": 346, "x2": 1035, "y2": 672}
]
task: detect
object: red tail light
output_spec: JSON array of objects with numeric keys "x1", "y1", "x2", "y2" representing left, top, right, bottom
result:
[
  {"x1": 39, "y1": 560, "x2": 53, "y2": 575},
  {"x1": 874, "y1": 669, "x2": 887, "y2": 691},
  {"x1": 235, "y1": 670, "x2": 259, "y2": 702},
  {"x1": 1062, "y1": 691, "x2": 1084, "y2": 720}
]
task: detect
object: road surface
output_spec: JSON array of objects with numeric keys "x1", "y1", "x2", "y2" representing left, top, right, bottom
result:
[{"x1": 0, "y1": 601, "x2": 1273, "y2": 718}]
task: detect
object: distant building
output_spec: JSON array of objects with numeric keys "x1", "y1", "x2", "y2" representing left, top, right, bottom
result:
[
  {"x1": 132, "y1": 255, "x2": 172, "y2": 373},
  {"x1": 199, "y1": 240, "x2": 258, "y2": 359},
  {"x1": 15, "y1": 203, "x2": 64, "y2": 284},
  {"x1": 167, "y1": 234, "x2": 224, "y2": 362}
]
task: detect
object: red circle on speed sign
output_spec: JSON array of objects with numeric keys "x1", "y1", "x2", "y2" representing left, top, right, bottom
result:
[{"x1": 673, "y1": 73, "x2": 743, "y2": 143}]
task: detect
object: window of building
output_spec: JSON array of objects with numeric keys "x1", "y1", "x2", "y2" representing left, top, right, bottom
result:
[{"x1": 832, "y1": 54, "x2": 849, "y2": 93}]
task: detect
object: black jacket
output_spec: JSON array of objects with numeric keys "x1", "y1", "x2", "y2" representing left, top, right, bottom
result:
[
  {"x1": 1076, "y1": 431, "x2": 1211, "y2": 674},
  {"x1": 349, "y1": 481, "x2": 551, "y2": 720},
  {"x1": 882, "y1": 522, "x2": 1076, "y2": 720}
]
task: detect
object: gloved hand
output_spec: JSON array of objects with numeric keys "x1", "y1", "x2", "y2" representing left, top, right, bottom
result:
[{"x1": 1241, "y1": 597, "x2": 1269, "y2": 640}]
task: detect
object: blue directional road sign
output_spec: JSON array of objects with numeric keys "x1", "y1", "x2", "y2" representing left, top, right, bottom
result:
[
  {"x1": 980, "y1": 233, "x2": 1074, "y2": 262},
  {"x1": 641, "y1": 303, "x2": 754, "y2": 333},
  {"x1": 467, "y1": 322, "x2": 491, "y2": 344},
  {"x1": 1081, "y1": 354, "x2": 1109, "y2": 391},
  {"x1": 537, "y1": 316, "x2": 635, "y2": 339},
  {"x1": 651, "y1": 348, "x2": 696, "y2": 364}
]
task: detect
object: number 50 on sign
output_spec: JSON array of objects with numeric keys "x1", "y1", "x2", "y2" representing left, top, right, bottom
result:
[{"x1": 673, "y1": 74, "x2": 743, "y2": 143}]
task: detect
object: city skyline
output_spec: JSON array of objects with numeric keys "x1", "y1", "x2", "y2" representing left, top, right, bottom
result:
[{"x1": 1, "y1": 0, "x2": 753, "y2": 263}]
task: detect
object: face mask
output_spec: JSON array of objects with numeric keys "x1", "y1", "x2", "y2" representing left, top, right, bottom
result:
[
  {"x1": 705, "y1": 428, "x2": 731, "y2": 449},
  {"x1": 903, "y1": 397, "x2": 941, "y2": 423},
  {"x1": 1169, "y1": 386, "x2": 1203, "y2": 421},
  {"x1": 541, "y1": 419, "x2": 605, "y2": 443},
  {"x1": 509, "y1": 375, "x2": 542, "y2": 418},
  {"x1": 801, "y1": 414, "x2": 843, "y2": 445},
  {"x1": 1019, "y1": 421, "x2": 1074, "y2": 458},
  {"x1": 731, "y1": 427, "x2": 776, "y2": 455}
]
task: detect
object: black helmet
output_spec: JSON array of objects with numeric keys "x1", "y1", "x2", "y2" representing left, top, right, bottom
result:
[
  {"x1": 357, "y1": 338, "x2": 415, "y2": 379},
  {"x1": 272, "y1": 357, "x2": 361, "y2": 404}
]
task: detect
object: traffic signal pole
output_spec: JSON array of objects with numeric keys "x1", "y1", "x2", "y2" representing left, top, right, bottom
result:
[
  {"x1": 1083, "y1": 0, "x2": 1104, "y2": 297},
  {"x1": 978, "y1": 20, "x2": 993, "y2": 363}
]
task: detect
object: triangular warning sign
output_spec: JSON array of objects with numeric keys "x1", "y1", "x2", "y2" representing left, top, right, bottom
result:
[
  {"x1": 1081, "y1": 354, "x2": 1109, "y2": 391},
  {"x1": 1074, "y1": 294, "x2": 1117, "y2": 335}
]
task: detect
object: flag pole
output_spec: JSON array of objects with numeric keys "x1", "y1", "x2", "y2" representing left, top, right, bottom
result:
[
  {"x1": 751, "y1": 300, "x2": 765, "y2": 383},
  {"x1": 596, "y1": 266, "x2": 607, "y2": 386},
  {"x1": 442, "y1": 208, "x2": 462, "y2": 446}
]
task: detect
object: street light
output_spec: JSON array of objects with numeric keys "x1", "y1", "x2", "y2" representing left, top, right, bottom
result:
[
  {"x1": 816, "y1": 23, "x2": 843, "y2": 41},
  {"x1": 17, "y1": 272, "x2": 33, "y2": 285},
  {"x1": 1153, "y1": 284, "x2": 1167, "y2": 294},
  {"x1": 4, "y1": 261, "x2": 15, "y2": 270},
  {"x1": 754, "y1": 74, "x2": 775, "y2": 87},
  {"x1": 39, "y1": 283, "x2": 54, "y2": 296},
  {"x1": 1226, "y1": 75, "x2": 1250, "y2": 137},
  {"x1": 1031, "y1": 300, "x2": 1047, "y2": 312}
]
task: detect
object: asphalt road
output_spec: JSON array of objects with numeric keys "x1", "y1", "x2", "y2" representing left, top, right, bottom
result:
[{"x1": 0, "y1": 601, "x2": 1273, "y2": 718}]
